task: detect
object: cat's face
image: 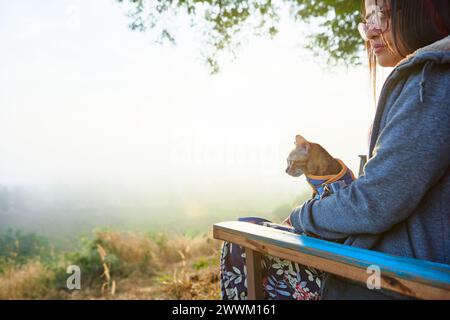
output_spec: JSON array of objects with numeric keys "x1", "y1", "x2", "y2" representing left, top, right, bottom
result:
[{"x1": 285, "y1": 135, "x2": 310, "y2": 177}]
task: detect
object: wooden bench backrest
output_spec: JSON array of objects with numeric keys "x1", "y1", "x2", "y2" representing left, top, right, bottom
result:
[{"x1": 213, "y1": 221, "x2": 450, "y2": 300}]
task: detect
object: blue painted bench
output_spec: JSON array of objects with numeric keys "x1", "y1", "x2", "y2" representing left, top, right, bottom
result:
[{"x1": 213, "y1": 221, "x2": 450, "y2": 300}]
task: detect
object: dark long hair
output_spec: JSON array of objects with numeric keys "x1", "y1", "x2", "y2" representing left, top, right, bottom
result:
[{"x1": 361, "y1": 0, "x2": 450, "y2": 104}]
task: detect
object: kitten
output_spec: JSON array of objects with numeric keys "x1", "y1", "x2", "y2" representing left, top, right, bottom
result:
[
  {"x1": 283, "y1": 135, "x2": 355, "y2": 236},
  {"x1": 286, "y1": 135, "x2": 342, "y2": 177}
]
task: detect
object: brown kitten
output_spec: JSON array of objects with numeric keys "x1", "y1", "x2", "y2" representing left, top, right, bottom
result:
[{"x1": 286, "y1": 135, "x2": 342, "y2": 177}]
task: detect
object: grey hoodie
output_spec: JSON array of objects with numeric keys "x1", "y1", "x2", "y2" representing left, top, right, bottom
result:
[{"x1": 289, "y1": 36, "x2": 450, "y2": 299}]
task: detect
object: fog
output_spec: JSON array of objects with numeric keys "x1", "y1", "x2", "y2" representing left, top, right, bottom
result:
[{"x1": 0, "y1": 0, "x2": 382, "y2": 243}]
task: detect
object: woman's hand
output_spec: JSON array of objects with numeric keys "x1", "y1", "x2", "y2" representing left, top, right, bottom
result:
[{"x1": 281, "y1": 216, "x2": 292, "y2": 226}]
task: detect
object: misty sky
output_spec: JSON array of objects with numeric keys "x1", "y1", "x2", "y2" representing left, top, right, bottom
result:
[{"x1": 0, "y1": 0, "x2": 389, "y2": 196}]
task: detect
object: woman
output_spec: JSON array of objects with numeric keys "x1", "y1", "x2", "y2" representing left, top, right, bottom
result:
[{"x1": 220, "y1": 0, "x2": 450, "y2": 300}]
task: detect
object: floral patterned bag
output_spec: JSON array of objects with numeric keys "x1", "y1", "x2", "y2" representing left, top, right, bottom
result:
[{"x1": 220, "y1": 217, "x2": 324, "y2": 300}]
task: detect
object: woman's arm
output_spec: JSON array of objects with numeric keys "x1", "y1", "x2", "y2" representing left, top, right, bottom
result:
[{"x1": 289, "y1": 69, "x2": 450, "y2": 239}]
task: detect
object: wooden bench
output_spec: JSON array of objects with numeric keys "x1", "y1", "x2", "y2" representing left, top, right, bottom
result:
[{"x1": 213, "y1": 221, "x2": 450, "y2": 300}]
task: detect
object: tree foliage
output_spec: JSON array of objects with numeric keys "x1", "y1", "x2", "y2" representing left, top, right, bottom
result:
[{"x1": 116, "y1": 0, "x2": 364, "y2": 72}]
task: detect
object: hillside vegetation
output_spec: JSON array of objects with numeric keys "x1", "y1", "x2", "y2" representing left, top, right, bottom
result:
[{"x1": 0, "y1": 229, "x2": 222, "y2": 299}]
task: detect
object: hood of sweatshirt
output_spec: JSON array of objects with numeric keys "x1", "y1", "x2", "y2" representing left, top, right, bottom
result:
[
  {"x1": 394, "y1": 35, "x2": 450, "y2": 103},
  {"x1": 369, "y1": 36, "x2": 450, "y2": 171},
  {"x1": 397, "y1": 35, "x2": 450, "y2": 68}
]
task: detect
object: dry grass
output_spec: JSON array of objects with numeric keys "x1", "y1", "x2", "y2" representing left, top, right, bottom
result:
[
  {"x1": 0, "y1": 230, "x2": 223, "y2": 300},
  {"x1": 95, "y1": 230, "x2": 160, "y2": 273},
  {"x1": 94, "y1": 231, "x2": 222, "y2": 299},
  {"x1": 0, "y1": 261, "x2": 55, "y2": 299},
  {"x1": 94, "y1": 230, "x2": 220, "y2": 269},
  {"x1": 158, "y1": 264, "x2": 221, "y2": 300},
  {"x1": 155, "y1": 233, "x2": 221, "y2": 264}
]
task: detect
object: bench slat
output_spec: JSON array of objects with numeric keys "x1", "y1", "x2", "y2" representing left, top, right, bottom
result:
[
  {"x1": 213, "y1": 221, "x2": 450, "y2": 300},
  {"x1": 245, "y1": 248, "x2": 264, "y2": 300}
]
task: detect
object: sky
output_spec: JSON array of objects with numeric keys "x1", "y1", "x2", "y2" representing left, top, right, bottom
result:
[{"x1": 0, "y1": 0, "x2": 390, "y2": 200}]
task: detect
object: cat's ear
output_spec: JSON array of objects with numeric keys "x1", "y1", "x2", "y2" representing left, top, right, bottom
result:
[{"x1": 295, "y1": 135, "x2": 310, "y2": 153}]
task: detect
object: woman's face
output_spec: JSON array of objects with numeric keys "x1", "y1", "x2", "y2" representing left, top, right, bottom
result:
[{"x1": 364, "y1": 0, "x2": 404, "y2": 67}]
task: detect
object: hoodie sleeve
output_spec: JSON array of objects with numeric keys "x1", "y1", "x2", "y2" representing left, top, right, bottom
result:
[{"x1": 289, "y1": 66, "x2": 450, "y2": 239}]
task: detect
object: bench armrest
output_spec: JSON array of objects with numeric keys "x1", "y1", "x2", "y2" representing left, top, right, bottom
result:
[{"x1": 213, "y1": 221, "x2": 450, "y2": 300}]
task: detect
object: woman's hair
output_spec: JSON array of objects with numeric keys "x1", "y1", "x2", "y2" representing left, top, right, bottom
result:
[{"x1": 361, "y1": 0, "x2": 450, "y2": 103}]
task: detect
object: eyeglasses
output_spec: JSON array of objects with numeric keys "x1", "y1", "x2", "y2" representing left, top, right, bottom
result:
[{"x1": 358, "y1": 5, "x2": 390, "y2": 41}]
